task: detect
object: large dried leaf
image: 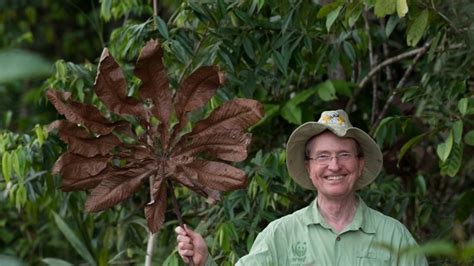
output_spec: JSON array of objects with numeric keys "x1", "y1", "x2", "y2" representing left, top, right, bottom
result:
[
  {"x1": 47, "y1": 90, "x2": 118, "y2": 135},
  {"x1": 56, "y1": 120, "x2": 122, "y2": 157},
  {"x1": 173, "y1": 131, "x2": 251, "y2": 162},
  {"x1": 187, "y1": 99, "x2": 264, "y2": 138},
  {"x1": 61, "y1": 165, "x2": 113, "y2": 191},
  {"x1": 180, "y1": 160, "x2": 246, "y2": 192},
  {"x1": 174, "y1": 66, "x2": 223, "y2": 125},
  {"x1": 174, "y1": 169, "x2": 221, "y2": 203},
  {"x1": 95, "y1": 48, "x2": 146, "y2": 119},
  {"x1": 52, "y1": 152, "x2": 109, "y2": 180},
  {"x1": 145, "y1": 178, "x2": 167, "y2": 233},
  {"x1": 85, "y1": 166, "x2": 154, "y2": 212},
  {"x1": 135, "y1": 39, "x2": 172, "y2": 127}
]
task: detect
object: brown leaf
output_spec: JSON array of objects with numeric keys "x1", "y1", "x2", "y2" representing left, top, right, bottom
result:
[
  {"x1": 187, "y1": 98, "x2": 264, "y2": 138},
  {"x1": 135, "y1": 39, "x2": 172, "y2": 127},
  {"x1": 52, "y1": 152, "x2": 109, "y2": 180},
  {"x1": 174, "y1": 66, "x2": 222, "y2": 125},
  {"x1": 180, "y1": 160, "x2": 246, "y2": 192},
  {"x1": 85, "y1": 166, "x2": 155, "y2": 212},
  {"x1": 61, "y1": 165, "x2": 113, "y2": 191},
  {"x1": 145, "y1": 177, "x2": 167, "y2": 233},
  {"x1": 173, "y1": 131, "x2": 251, "y2": 162},
  {"x1": 46, "y1": 89, "x2": 119, "y2": 135},
  {"x1": 94, "y1": 48, "x2": 146, "y2": 119},
  {"x1": 57, "y1": 120, "x2": 122, "y2": 157},
  {"x1": 173, "y1": 169, "x2": 221, "y2": 203}
]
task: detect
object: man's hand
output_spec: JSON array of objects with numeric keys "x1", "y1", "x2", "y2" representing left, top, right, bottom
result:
[{"x1": 175, "y1": 225, "x2": 209, "y2": 266}]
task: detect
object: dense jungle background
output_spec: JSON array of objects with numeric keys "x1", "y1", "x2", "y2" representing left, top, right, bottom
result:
[{"x1": 1, "y1": 0, "x2": 473, "y2": 265}]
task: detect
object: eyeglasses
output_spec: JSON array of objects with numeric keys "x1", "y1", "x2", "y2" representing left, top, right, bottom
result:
[{"x1": 306, "y1": 152, "x2": 358, "y2": 165}]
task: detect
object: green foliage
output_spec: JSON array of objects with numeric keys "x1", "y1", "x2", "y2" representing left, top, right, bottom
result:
[{"x1": 2, "y1": 0, "x2": 474, "y2": 265}]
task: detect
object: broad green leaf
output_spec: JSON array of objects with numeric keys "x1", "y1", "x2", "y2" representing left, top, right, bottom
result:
[
  {"x1": 436, "y1": 130, "x2": 453, "y2": 162},
  {"x1": 317, "y1": 2, "x2": 340, "y2": 19},
  {"x1": 461, "y1": 241, "x2": 474, "y2": 262},
  {"x1": 440, "y1": 143, "x2": 463, "y2": 177},
  {"x1": 100, "y1": 0, "x2": 112, "y2": 21},
  {"x1": 34, "y1": 124, "x2": 46, "y2": 146},
  {"x1": 155, "y1": 16, "x2": 169, "y2": 40},
  {"x1": 407, "y1": 10, "x2": 429, "y2": 47},
  {"x1": 326, "y1": 6, "x2": 342, "y2": 32},
  {"x1": 415, "y1": 175, "x2": 427, "y2": 195},
  {"x1": 280, "y1": 80, "x2": 319, "y2": 125},
  {"x1": 317, "y1": 80, "x2": 337, "y2": 101},
  {"x1": 458, "y1": 98, "x2": 468, "y2": 115},
  {"x1": 342, "y1": 41, "x2": 356, "y2": 62},
  {"x1": 385, "y1": 15, "x2": 399, "y2": 38},
  {"x1": 452, "y1": 120, "x2": 463, "y2": 144},
  {"x1": 42, "y1": 258, "x2": 74, "y2": 266},
  {"x1": 52, "y1": 212, "x2": 96, "y2": 265},
  {"x1": 0, "y1": 50, "x2": 51, "y2": 83},
  {"x1": 464, "y1": 130, "x2": 474, "y2": 146},
  {"x1": 281, "y1": 102, "x2": 302, "y2": 125},
  {"x1": 2, "y1": 151, "x2": 11, "y2": 182},
  {"x1": 374, "y1": 0, "x2": 396, "y2": 18},
  {"x1": 162, "y1": 253, "x2": 179, "y2": 266},
  {"x1": 12, "y1": 149, "x2": 22, "y2": 179},
  {"x1": 398, "y1": 132, "x2": 428, "y2": 165},
  {"x1": 406, "y1": 240, "x2": 456, "y2": 257},
  {"x1": 396, "y1": 0, "x2": 408, "y2": 18}
]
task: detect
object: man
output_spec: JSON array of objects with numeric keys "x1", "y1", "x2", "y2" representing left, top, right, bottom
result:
[{"x1": 175, "y1": 110, "x2": 428, "y2": 265}]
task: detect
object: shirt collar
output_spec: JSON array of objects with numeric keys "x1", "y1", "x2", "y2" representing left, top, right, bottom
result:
[{"x1": 302, "y1": 195, "x2": 376, "y2": 234}]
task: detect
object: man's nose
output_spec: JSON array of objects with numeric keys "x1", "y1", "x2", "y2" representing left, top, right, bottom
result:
[{"x1": 327, "y1": 156, "x2": 341, "y2": 170}]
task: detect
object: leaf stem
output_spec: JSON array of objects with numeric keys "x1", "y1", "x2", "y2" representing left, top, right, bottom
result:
[{"x1": 168, "y1": 180, "x2": 195, "y2": 265}]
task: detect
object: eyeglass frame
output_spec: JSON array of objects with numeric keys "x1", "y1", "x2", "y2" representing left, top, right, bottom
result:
[{"x1": 303, "y1": 133, "x2": 365, "y2": 165}]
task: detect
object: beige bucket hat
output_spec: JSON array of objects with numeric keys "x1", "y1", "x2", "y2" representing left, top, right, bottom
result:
[{"x1": 286, "y1": 109, "x2": 383, "y2": 190}]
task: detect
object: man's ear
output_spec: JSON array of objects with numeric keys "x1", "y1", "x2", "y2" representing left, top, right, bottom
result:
[
  {"x1": 304, "y1": 159, "x2": 310, "y2": 174},
  {"x1": 358, "y1": 157, "x2": 366, "y2": 176}
]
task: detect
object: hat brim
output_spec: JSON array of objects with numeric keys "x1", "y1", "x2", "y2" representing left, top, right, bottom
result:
[{"x1": 286, "y1": 122, "x2": 383, "y2": 190}]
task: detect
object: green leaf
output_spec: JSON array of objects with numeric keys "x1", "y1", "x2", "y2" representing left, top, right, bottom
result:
[
  {"x1": 326, "y1": 6, "x2": 342, "y2": 32},
  {"x1": 34, "y1": 124, "x2": 46, "y2": 146},
  {"x1": 407, "y1": 10, "x2": 429, "y2": 47},
  {"x1": 317, "y1": 2, "x2": 340, "y2": 19},
  {"x1": 42, "y1": 258, "x2": 74, "y2": 266},
  {"x1": 342, "y1": 41, "x2": 356, "y2": 62},
  {"x1": 398, "y1": 132, "x2": 428, "y2": 165},
  {"x1": 317, "y1": 80, "x2": 337, "y2": 101},
  {"x1": 155, "y1": 16, "x2": 169, "y2": 40},
  {"x1": 374, "y1": 0, "x2": 396, "y2": 18},
  {"x1": 436, "y1": 130, "x2": 453, "y2": 162},
  {"x1": 0, "y1": 50, "x2": 51, "y2": 83},
  {"x1": 452, "y1": 120, "x2": 463, "y2": 144},
  {"x1": 407, "y1": 240, "x2": 456, "y2": 257},
  {"x1": 281, "y1": 88, "x2": 318, "y2": 124},
  {"x1": 2, "y1": 151, "x2": 11, "y2": 182},
  {"x1": 162, "y1": 253, "x2": 179, "y2": 266},
  {"x1": 100, "y1": 0, "x2": 112, "y2": 21},
  {"x1": 458, "y1": 97, "x2": 468, "y2": 115},
  {"x1": 464, "y1": 130, "x2": 474, "y2": 146},
  {"x1": 396, "y1": 0, "x2": 408, "y2": 18},
  {"x1": 415, "y1": 175, "x2": 427, "y2": 195},
  {"x1": 440, "y1": 143, "x2": 463, "y2": 177},
  {"x1": 52, "y1": 212, "x2": 96, "y2": 265},
  {"x1": 385, "y1": 15, "x2": 399, "y2": 38}
]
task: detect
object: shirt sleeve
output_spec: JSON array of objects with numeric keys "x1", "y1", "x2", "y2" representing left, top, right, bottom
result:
[{"x1": 397, "y1": 227, "x2": 429, "y2": 266}]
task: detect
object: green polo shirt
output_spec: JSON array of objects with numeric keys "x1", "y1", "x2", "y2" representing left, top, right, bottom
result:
[{"x1": 205, "y1": 197, "x2": 427, "y2": 266}]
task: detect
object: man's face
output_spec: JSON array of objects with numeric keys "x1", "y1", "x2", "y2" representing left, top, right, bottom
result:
[{"x1": 304, "y1": 131, "x2": 365, "y2": 200}]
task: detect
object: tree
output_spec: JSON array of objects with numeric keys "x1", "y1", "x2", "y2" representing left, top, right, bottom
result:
[{"x1": 1, "y1": 0, "x2": 473, "y2": 265}]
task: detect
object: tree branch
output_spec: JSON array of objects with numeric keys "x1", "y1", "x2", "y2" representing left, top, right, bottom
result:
[
  {"x1": 369, "y1": 41, "x2": 432, "y2": 135},
  {"x1": 345, "y1": 41, "x2": 432, "y2": 111}
]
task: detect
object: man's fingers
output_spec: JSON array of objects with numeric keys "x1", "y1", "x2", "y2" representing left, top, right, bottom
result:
[
  {"x1": 178, "y1": 242, "x2": 194, "y2": 251},
  {"x1": 176, "y1": 234, "x2": 192, "y2": 244}
]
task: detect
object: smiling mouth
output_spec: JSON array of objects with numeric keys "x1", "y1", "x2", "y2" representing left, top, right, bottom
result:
[{"x1": 325, "y1": 175, "x2": 344, "y2": 181}]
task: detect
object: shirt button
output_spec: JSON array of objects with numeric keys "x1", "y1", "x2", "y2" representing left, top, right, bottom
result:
[{"x1": 336, "y1": 236, "x2": 341, "y2": 241}]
